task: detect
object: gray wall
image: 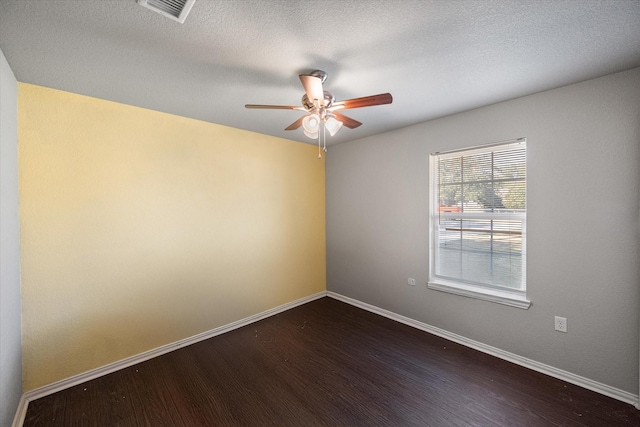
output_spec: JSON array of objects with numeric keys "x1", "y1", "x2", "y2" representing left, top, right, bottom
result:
[
  {"x1": 0, "y1": 47, "x2": 22, "y2": 426},
  {"x1": 326, "y1": 67, "x2": 640, "y2": 395}
]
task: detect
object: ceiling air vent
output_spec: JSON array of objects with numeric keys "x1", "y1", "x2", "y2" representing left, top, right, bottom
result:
[{"x1": 137, "y1": 0, "x2": 196, "y2": 24}]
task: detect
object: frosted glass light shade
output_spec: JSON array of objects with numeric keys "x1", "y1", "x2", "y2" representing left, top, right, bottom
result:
[
  {"x1": 324, "y1": 116, "x2": 343, "y2": 136},
  {"x1": 303, "y1": 129, "x2": 319, "y2": 139},
  {"x1": 302, "y1": 114, "x2": 320, "y2": 135}
]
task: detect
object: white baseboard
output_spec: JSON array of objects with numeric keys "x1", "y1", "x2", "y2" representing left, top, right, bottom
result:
[
  {"x1": 327, "y1": 291, "x2": 640, "y2": 408},
  {"x1": 10, "y1": 395, "x2": 28, "y2": 427},
  {"x1": 12, "y1": 291, "x2": 327, "y2": 427}
]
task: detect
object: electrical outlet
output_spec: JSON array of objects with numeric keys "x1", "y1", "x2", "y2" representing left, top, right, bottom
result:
[
  {"x1": 554, "y1": 316, "x2": 567, "y2": 333},
  {"x1": 407, "y1": 278, "x2": 416, "y2": 286}
]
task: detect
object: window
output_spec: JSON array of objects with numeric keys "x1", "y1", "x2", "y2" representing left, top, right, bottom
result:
[{"x1": 428, "y1": 138, "x2": 529, "y2": 309}]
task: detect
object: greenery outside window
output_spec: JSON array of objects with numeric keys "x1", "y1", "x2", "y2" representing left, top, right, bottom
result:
[{"x1": 428, "y1": 138, "x2": 530, "y2": 308}]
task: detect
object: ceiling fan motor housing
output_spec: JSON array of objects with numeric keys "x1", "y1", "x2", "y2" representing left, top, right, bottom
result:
[{"x1": 302, "y1": 91, "x2": 335, "y2": 111}]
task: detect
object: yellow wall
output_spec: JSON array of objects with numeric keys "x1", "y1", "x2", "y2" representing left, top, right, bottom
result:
[{"x1": 18, "y1": 83, "x2": 326, "y2": 391}]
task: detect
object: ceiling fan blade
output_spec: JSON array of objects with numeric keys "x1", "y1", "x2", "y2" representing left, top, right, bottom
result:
[
  {"x1": 245, "y1": 104, "x2": 305, "y2": 110},
  {"x1": 285, "y1": 116, "x2": 305, "y2": 131},
  {"x1": 333, "y1": 112, "x2": 362, "y2": 129},
  {"x1": 330, "y1": 93, "x2": 393, "y2": 111},
  {"x1": 299, "y1": 74, "x2": 325, "y2": 107}
]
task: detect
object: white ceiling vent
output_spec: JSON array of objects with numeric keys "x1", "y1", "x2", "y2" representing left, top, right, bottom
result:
[{"x1": 137, "y1": 0, "x2": 196, "y2": 24}]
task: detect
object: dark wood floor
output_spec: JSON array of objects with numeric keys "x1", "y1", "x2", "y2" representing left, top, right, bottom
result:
[{"x1": 24, "y1": 297, "x2": 640, "y2": 426}]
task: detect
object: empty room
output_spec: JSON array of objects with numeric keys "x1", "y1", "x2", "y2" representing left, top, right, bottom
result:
[{"x1": 1, "y1": 1, "x2": 640, "y2": 426}]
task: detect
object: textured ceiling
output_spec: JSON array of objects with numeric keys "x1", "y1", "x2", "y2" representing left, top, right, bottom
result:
[{"x1": 1, "y1": 0, "x2": 639, "y2": 146}]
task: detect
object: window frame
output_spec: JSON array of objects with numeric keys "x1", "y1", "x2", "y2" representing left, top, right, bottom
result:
[{"x1": 428, "y1": 138, "x2": 531, "y2": 309}]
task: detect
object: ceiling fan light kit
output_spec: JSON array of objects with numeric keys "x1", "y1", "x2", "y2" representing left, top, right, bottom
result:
[{"x1": 245, "y1": 70, "x2": 392, "y2": 158}]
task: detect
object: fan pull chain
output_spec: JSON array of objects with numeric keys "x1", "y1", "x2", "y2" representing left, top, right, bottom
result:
[
  {"x1": 316, "y1": 122, "x2": 329, "y2": 159},
  {"x1": 323, "y1": 126, "x2": 327, "y2": 153},
  {"x1": 318, "y1": 121, "x2": 326, "y2": 159}
]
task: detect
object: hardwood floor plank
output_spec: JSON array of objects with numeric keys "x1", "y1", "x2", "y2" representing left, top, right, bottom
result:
[{"x1": 23, "y1": 297, "x2": 640, "y2": 426}]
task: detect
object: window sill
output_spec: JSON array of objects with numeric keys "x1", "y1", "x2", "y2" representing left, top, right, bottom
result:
[{"x1": 428, "y1": 280, "x2": 531, "y2": 309}]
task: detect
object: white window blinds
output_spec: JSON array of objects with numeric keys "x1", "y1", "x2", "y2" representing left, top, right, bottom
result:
[{"x1": 430, "y1": 139, "x2": 526, "y2": 295}]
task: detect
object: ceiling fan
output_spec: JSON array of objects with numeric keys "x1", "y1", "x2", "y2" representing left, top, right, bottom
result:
[{"x1": 245, "y1": 70, "x2": 392, "y2": 150}]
